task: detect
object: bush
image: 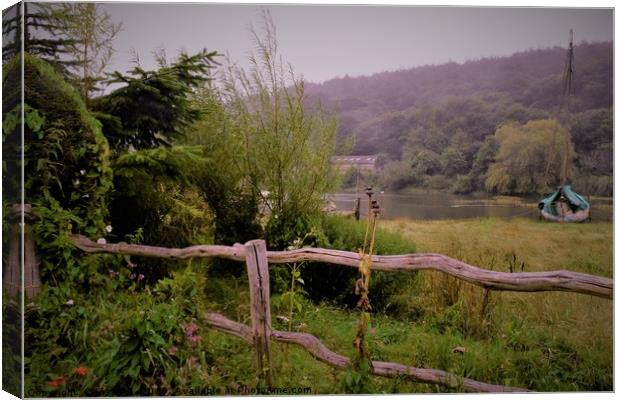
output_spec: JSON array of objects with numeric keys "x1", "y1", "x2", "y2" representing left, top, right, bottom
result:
[
  {"x1": 3, "y1": 53, "x2": 112, "y2": 234},
  {"x1": 25, "y1": 265, "x2": 212, "y2": 396},
  {"x1": 296, "y1": 214, "x2": 417, "y2": 311}
]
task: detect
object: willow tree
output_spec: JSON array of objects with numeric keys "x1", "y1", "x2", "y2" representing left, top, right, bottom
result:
[
  {"x1": 216, "y1": 10, "x2": 337, "y2": 247},
  {"x1": 485, "y1": 119, "x2": 575, "y2": 194}
]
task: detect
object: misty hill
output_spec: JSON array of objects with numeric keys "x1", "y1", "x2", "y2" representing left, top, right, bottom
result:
[
  {"x1": 305, "y1": 41, "x2": 611, "y2": 156},
  {"x1": 304, "y1": 41, "x2": 612, "y2": 196}
]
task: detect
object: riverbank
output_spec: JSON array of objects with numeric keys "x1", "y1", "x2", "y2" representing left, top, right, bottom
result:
[{"x1": 329, "y1": 190, "x2": 613, "y2": 221}]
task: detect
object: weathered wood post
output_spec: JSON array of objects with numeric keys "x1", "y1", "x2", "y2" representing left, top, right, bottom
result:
[
  {"x1": 4, "y1": 204, "x2": 41, "y2": 299},
  {"x1": 244, "y1": 239, "x2": 273, "y2": 387}
]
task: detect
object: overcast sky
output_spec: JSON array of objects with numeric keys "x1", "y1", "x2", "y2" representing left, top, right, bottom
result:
[{"x1": 102, "y1": 3, "x2": 612, "y2": 83}]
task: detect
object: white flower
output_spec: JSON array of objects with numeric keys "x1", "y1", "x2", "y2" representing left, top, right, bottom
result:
[
  {"x1": 66, "y1": 299, "x2": 74, "y2": 306},
  {"x1": 97, "y1": 238, "x2": 107, "y2": 244},
  {"x1": 79, "y1": 169, "x2": 86, "y2": 175},
  {"x1": 105, "y1": 225, "x2": 113, "y2": 233}
]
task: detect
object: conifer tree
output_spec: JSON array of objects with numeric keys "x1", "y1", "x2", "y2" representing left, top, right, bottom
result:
[
  {"x1": 2, "y1": 2, "x2": 76, "y2": 74},
  {"x1": 46, "y1": 2, "x2": 122, "y2": 101},
  {"x1": 92, "y1": 49, "x2": 218, "y2": 150}
]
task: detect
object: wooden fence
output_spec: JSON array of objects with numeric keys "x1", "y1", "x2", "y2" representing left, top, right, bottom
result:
[{"x1": 70, "y1": 234, "x2": 614, "y2": 393}]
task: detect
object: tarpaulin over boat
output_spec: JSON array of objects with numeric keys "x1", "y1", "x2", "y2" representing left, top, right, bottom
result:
[{"x1": 538, "y1": 185, "x2": 590, "y2": 216}]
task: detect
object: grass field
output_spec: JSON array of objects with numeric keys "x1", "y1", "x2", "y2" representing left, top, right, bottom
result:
[
  {"x1": 198, "y1": 217, "x2": 613, "y2": 393},
  {"x1": 25, "y1": 216, "x2": 611, "y2": 395}
]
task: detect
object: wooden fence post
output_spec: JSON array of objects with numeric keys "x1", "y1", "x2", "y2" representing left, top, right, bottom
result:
[
  {"x1": 4, "y1": 204, "x2": 41, "y2": 299},
  {"x1": 244, "y1": 239, "x2": 273, "y2": 387}
]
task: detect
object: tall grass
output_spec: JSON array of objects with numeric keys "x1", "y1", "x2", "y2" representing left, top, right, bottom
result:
[
  {"x1": 200, "y1": 217, "x2": 612, "y2": 392},
  {"x1": 381, "y1": 217, "x2": 613, "y2": 388}
]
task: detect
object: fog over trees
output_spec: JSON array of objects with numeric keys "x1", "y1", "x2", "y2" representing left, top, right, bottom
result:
[{"x1": 306, "y1": 41, "x2": 612, "y2": 195}]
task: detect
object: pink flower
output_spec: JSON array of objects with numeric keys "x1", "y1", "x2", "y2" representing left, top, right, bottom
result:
[
  {"x1": 137, "y1": 273, "x2": 145, "y2": 281},
  {"x1": 184, "y1": 323, "x2": 199, "y2": 337},
  {"x1": 187, "y1": 335, "x2": 202, "y2": 344},
  {"x1": 168, "y1": 346, "x2": 178, "y2": 356}
]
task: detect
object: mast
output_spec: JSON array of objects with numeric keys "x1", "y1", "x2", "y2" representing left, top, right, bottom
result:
[{"x1": 559, "y1": 29, "x2": 574, "y2": 186}]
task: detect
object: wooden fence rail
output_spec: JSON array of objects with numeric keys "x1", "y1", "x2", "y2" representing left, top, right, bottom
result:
[
  {"x1": 71, "y1": 235, "x2": 613, "y2": 299},
  {"x1": 68, "y1": 235, "x2": 613, "y2": 393}
]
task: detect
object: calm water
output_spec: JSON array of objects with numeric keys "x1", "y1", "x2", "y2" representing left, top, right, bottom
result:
[{"x1": 327, "y1": 192, "x2": 613, "y2": 221}]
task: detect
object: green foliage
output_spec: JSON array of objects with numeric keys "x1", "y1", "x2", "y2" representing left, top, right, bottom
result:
[
  {"x1": 109, "y1": 146, "x2": 214, "y2": 280},
  {"x1": 341, "y1": 358, "x2": 375, "y2": 394},
  {"x1": 92, "y1": 49, "x2": 218, "y2": 150},
  {"x1": 25, "y1": 266, "x2": 211, "y2": 396},
  {"x1": 296, "y1": 215, "x2": 416, "y2": 310},
  {"x1": 308, "y1": 43, "x2": 611, "y2": 195},
  {"x1": 271, "y1": 261, "x2": 309, "y2": 332},
  {"x1": 485, "y1": 119, "x2": 575, "y2": 194},
  {"x1": 2, "y1": 3, "x2": 79, "y2": 74},
  {"x1": 218, "y1": 10, "x2": 337, "y2": 248},
  {"x1": 569, "y1": 108, "x2": 612, "y2": 195},
  {"x1": 45, "y1": 2, "x2": 122, "y2": 101},
  {"x1": 183, "y1": 88, "x2": 263, "y2": 247},
  {"x1": 3, "y1": 53, "x2": 112, "y2": 233},
  {"x1": 2, "y1": 296, "x2": 21, "y2": 396},
  {"x1": 380, "y1": 160, "x2": 419, "y2": 191}
]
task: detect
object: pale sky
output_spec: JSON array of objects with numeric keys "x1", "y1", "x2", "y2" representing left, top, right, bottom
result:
[
  {"x1": 102, "y1": 3, "x2": 613, "y2": 83},
  {"x1": 36, "y1": 2, "x2": 620, "y2": 83}
]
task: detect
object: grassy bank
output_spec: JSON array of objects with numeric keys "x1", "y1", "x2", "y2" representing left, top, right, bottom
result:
[
  {"x1": 199, "y1": 217, "x2": 612, "y2": 393},
  {"x1": 26, "y1": 217, "x2": 612, "y2": 395},
  {"x1": 381, "y1": 217, "x2": 613, "y2": 389}
]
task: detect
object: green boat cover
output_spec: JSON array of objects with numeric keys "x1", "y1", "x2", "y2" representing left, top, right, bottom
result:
[{"x1": 538, "y1": 185, "x2": 590, "y2": 215}]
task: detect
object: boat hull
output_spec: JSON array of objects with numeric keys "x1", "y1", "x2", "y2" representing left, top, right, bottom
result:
[{"x1": 540, "y1": 207, "x2": 590, "y2": 222}]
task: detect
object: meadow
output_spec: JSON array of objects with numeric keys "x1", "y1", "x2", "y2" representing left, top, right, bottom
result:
[{"x1": 193, "y1": 217, "x2": 613, "y2": 393}]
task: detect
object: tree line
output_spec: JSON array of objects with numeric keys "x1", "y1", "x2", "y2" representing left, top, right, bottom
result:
[{"x1": 306, "y1": 42, "x2": 612, "y2": 196}]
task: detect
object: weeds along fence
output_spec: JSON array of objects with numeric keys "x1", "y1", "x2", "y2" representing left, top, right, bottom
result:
[{"x1": 70, "y1": 235, "x2": 613, "y2": 393}]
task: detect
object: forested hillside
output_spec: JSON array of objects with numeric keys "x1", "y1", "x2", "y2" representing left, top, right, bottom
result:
[{"x1": 306, "y1": 42, "x2": 613, "y2": 195}]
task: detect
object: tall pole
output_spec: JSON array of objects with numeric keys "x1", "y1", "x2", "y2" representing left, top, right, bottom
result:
[{"x1": 560, "y1": 29, "x2": 573, "y2": 186}]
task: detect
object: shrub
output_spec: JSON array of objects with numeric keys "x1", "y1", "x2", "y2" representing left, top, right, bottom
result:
[
  {"x1": 295, "y1": 214, "x2": 417, "y2": 311},
  {"x1": 3, "y1": 53, "x2": 112, "y2": 235},
  {"x1": 25, "y1": 265, "x2": 211, "y2": 396}
]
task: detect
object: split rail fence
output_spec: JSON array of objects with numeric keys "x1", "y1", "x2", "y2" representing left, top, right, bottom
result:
[{"x1": 70, "y1": 234, "x2": 613, "y2": 393}]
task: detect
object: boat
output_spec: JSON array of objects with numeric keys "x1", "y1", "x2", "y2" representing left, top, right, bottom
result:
[
  {"x1": 538, "y1": 185, "x2": 590, "y2": 222},
  {"x1": 538, "y1": 30, "x2": 590, "y2": 223}
]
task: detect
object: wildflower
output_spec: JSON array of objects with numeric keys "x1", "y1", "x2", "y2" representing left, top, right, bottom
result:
[
  {"x1": 137, "y1": 273, "x2": 145, "y2": 281},
  {"x1": 96, "y1": 238, "x2": 106, "y2": 245},
  {"x1": 184, "y1": 322, "x2": 199, "y2": 337},
  {"x1": 130, "y1": 273, "x2": 136, "y2": 280},
  {"x1": 187, "y1": 335, "x2": 202, "y2": 344},
  {"x1": 105, "y1": 225, "x2": 113, "y2": 233},
  {"x1": 108, "y1": 269, "x2": 118, "y2": 278},
  {"x1": 168, "y1": 346, "x2": 178, "y2": 356},
  {"x1": 47, "y1": 375, "x2": 65, "y2": 389},
  {"x1": 127, "y1": 261, "x2": 136, "y2": 269},
  {"x1": 65, "y1": 299, "x2": 74, "y2": 306},
  {"x1": 73, "y1": 366, "x2": 89, "y2": 377},
  {"x1": 79, "y1": 169, "x2": 86, "y2": 175}
]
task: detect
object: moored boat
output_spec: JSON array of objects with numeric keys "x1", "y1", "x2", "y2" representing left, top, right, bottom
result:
[{"x1": 538, "y1": 185, "x2": 590, "y2": 222}]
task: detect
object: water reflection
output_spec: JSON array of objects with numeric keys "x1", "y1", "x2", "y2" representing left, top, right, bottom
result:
[{"x1": 327, "y1": 192, "x2": 612, "y2": 221}]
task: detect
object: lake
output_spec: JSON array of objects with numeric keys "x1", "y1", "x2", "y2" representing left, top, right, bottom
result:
[{"x1": 326, "y1": 192, "x2": 613, "y2": 221}]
